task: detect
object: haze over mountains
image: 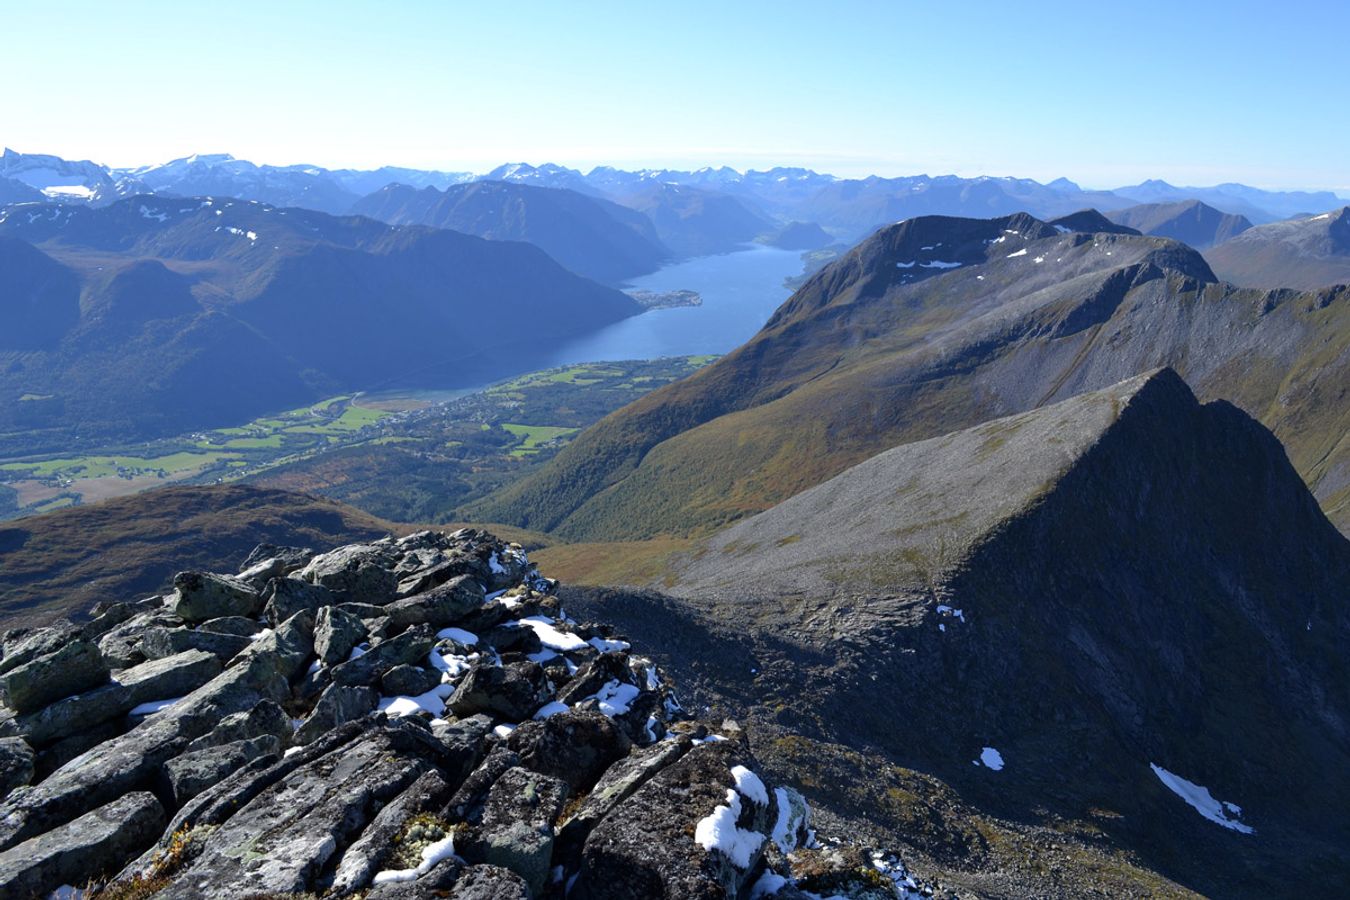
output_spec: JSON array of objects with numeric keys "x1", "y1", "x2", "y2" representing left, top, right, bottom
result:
[
  {"x1": 0, "y1": 196, "x2": 639, "y2": 455},
  {"x1": 4, "y1": 149, "x2": 1347, "y2": 246}
]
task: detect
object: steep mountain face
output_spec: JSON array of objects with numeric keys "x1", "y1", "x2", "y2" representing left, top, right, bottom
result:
[
  {"x1": 0, "y1": 197, "x2": 641, "y2": 453},
  {"x1": 0, "y1": 176, "x2": 43, "y2": 206},
  {"x1": 0, "y1": 530, "x2": 930, "y2": 900},
  {"x1": 352, "y1": 181, "x2": 669, "y2": 284},
  {"x1": 127, "y1": 154, "x2": 361, "y2": 214},
  {"x1": 1110, "y1": 179, "x2": 1344, "y2": 223},
  {"x1": 1204, "y1": 206, "x2": 1350, "y2": 290},
  {"x1": 0, "y1": 149, "x2": 138, "y2": 204},
  {"x1": 603, "y1": 182, "x2": 775, "y2": 257},
  {"x1": 477, "y1": 213, "x2": 1350, "y2": 539},
  {"x1": 595, "y1": 371, "x2": 1350, "y2": 898},
  {"x1": 1106, "y1": 199, "x2": 1252, "y2": 248},
  {"x1": 0, "y1": 238, "x2": 81, "y2": 350}
]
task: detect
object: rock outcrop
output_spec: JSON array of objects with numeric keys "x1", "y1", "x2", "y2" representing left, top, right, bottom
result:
[{"x1": 0, "y1": 530, "x2": 925, "y2": 899}]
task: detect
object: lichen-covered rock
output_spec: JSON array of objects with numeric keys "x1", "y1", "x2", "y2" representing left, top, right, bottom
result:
[
  {"x1": 228, "y1": 607, "x2": 316, "y2": 681},
  {"x1": 141, "y1": 625, "x2": 253, "y2": 663},
  {"x1": 199, "y1": 615, "x2": 265, "y2": 637},
  {"x1": 186, "y1": 699, "x2": 291, "y2": 754},
  {"x1": 300, "y1": 542, "x2": 398, "y2": 604},
  {"x1": 448, "y1": 661, "x2": 551, "y2": 721},
  {"x1": 472, "y1": 766, "x2": 569, "y2": 896},
  {"x1": 382, "y1": 663, "x2": 444, "y2": 697},
  {"x1": 262, "y1": 576, "x2": 335, "y2": 626},
  {"x1": 314, "y1": 604, "x2": 366, "y2": 665},
  {"x1": 163, "y1": 734, "x2": 281, "y2": 806},
  {"x1": 295, "y1": 683, "x2": 378, "y2": 745},
  {"x1": 329, "y1": 769, "x2": 457, "y2": 894},
  {"x1": 0, "y1": 639, "x2": 108, "y2": 715},
  {"x1": 0, "y1": 651, "x2": 288, "y2": 850},
  {"x1": 505, "y1": 709, "x2": 632, "y2": 794},
  {"x1": 384, "y1": 574, "x2": 486, "y2": 629},
  {"x1": 2, "y1": 648, "x2": 221, "y2": 746},
  {"x1": 0, "y1": 735, "x2": 35, "y2": 799},
  {"x1": 577, "y1": 742, "x2": 773, "y2": 899},
  {"x1": 145, "y1": 720, "x2": 451, "y2": 899},
  {"x1": 332, "y1": 624, "x2": 435, "y2": 686},
  {"x1": 170, "y1": 571, "x2": 262, "y2": 622},
  {"x1": 0, "y1": 790, "x2": 165, "y2": 899}
]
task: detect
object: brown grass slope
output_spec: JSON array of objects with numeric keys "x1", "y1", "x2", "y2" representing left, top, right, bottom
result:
[{"x1": 477, "y1": 213, "x2": 1350, "y2": 541}]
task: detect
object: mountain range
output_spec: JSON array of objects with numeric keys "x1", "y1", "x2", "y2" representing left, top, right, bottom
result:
[
  {"x1": 6, "y1": 150, "x2": 1347, "y2": 249},
  {"x1": 351, "y1": 181, "x2": 670, "y2": 284},
  {"x1": 0, "y1": 196, "x2": 639, "y2": 454},
  {"x1": 476, "y1": 212, "x2": 1350, "y2": 539}
]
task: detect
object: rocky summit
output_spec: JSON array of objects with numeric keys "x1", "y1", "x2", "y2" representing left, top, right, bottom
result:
[{"x1": 0, "y1": 530, "x2": 927, "y2": 899}]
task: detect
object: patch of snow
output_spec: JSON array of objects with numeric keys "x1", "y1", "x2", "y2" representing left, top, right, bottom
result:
[
  {"x1": 694, "y1": 788, "x2": 765, "y2": 869},
  {"x1": 771, "y1": 786, "x2": 809, "y2": 853},
  {"x1": 589, "y1": 680, "x2": 641, "y2": 716},
  {"x1": 588, "y1": 636, "x2": 630, "y2": 653},
  {"x1": 694, "y1": 733, "x2": 728, "y2": 744},
  {"x1": 1310, "y1": 213, "x2": 1331, "y2": 221},
  {"x1": 1150, "y1": 763, "x2": 1253, "y2": 833},
  {"x1": 1033, "y1": 255, "x2": 1045, "y2": 264},
  {"x1": 283, "y1": 746, "x2": 303, "y2": 758},
  {"x1": 139, "y1": 205, "x2": 168, "y2": 222},
  {"x1": 378, "y1": 688, "x2": 446, "y2": 719},
  {"x1": 41, "y1": 184, "x2": 95, "y2": 199},
  {"x1": 896, "y1": 261, "x2": 916, "y2": 268},
  {"x1": 534, "y1": 700, "x2": 569, "y2": 719},
  {"x1": 732, "y1": 765, "x2": 769, "y2": 806},
  {"x1": 371, "y1": 833, "x2": 459, "y2": 885},
  {"x1": 750, "y1": 871, "x2": 788, "y2": 898},
  {"x1": 428, "y1": 649, "x2": 476, "y2": 678},
  {"x1": 936, "y1": 605, "x2": 966, "y2": 622},
  {"x1": 47, "y1": 886, "x2": 88, "y2": 899},
  {"x1": 1006, "y1": 249, "x2": 1028, "y2": 258},
  {"x1": 1054, "y1": 224, "x2": 1072, "y2": 234},
  {"x1": 349, "y1": 644, "x2": 368, "y2": 660},
  {"x1": 518, "y1": 616, "x2": 588, "y2": 652},
  {"x1": 976, "y1": 747, "x2": 1004, "y2": 770},
  {"x1": 129, "y1": 697, "x2": 183, "y2": 716},
  {"x1": 436, "y1": 626, "x2": 478, "y2": 645},
  {"x1": 644, "y1": 716, "x2": 659, "y2": 741},
  {"x1": 976, "y1": 275, "x2": 985, "y2": 280},
  {"x1": 493, "y1": 723, "x2": 516, "y2": 738},
  {"x1": 488, "y1": 552, "x2": 507, "y2": 574},
  {"x1": 920, "y1": 260, "x2": 962, "y2": 269}
]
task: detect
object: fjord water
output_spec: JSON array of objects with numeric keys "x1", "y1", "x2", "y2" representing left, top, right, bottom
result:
[{"x1": 539, "y1": 243, "x2": 803, "y2": 366}]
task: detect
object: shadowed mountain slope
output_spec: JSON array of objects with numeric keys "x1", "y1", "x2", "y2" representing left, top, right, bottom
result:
[
  {"x1": 1204, "y1": 206, "x2": 1350, "y2": 290},
  {"x1": 0, "y1": 197, "x2": 640, "y2": 454},
  {"x1": 351, "y1": 180, "x2": 670, "y2": 284},
  {"x1": 1106, "y1": 199, "x2": 1251, "y2": 249},
  {"x1": 477, "y1": 213, "x2": 1350, "y2": 539},
  {"x1": 577, "y1": 370, "x2": 1350, "y2": 898}
]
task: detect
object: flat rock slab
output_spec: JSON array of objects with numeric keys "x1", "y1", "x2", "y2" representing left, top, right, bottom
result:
[
  {"x1": 0, "y1": 790, "x2": 165, "y2": 899},
  {"x1": 0, "y1": 639, "x2": 108, "y2": 715},
  {"x1": 153, "y1": 722, "x2": 449, "y2": 899}
]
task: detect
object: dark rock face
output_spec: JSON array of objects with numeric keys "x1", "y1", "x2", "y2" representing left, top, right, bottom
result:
[
  {"x1": 0, "y1": 639, "x2": 107, "y2": 714},
  {"x1": 0, "y1": 529, "x2": 908, "y2": 899},
  {"x1": 170, "y1": 570, "x2": 263, "y2": 622},
  {"x1": 0, "y1": 791, "x2": 165, "y2": 897}
]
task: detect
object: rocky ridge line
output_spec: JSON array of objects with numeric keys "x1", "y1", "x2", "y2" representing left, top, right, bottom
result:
[{"x1": 0, "y1": 530, "x2": 926, "y2": 899}]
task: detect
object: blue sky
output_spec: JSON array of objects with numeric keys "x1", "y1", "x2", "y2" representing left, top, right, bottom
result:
[{"x1": 3, "y1": 0, "x2": 1346, "y2": 191}]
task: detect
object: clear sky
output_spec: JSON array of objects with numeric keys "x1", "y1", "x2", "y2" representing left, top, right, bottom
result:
[{"x1": 3, "y1": 0, "x2": 1346, "y2": 192}]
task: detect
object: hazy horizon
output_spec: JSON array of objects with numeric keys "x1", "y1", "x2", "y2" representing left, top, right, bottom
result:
[{"x1": 5, "y1": 0, "x2": 1348, "y2": 196}]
